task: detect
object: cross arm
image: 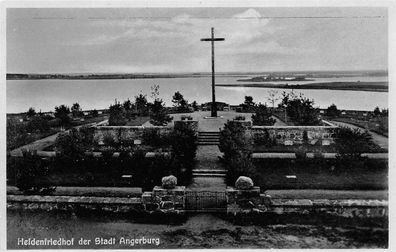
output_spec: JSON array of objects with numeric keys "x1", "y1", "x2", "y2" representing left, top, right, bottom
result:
[{"x1": 200, "y1": 38, "x2": 225, "y2": 41}]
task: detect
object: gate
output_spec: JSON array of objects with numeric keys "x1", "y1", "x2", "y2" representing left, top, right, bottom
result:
[{"x1": 185, "y1": 191, "x2": 227, "y2": 212}]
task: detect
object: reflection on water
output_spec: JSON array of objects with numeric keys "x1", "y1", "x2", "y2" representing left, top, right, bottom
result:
[{"x1": 7, "y1": 76, "x2": 388, "y2": 113}]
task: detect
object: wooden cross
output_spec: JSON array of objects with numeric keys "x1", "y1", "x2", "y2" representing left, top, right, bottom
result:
[{"x1": 201, "y1": 27, "x2": 225, "y2": 117}]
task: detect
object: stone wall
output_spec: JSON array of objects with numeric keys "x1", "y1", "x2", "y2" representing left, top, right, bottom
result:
[
  {"x1": 225, "y1": 186, "x2": 388, "y2": 218},
  {"x1": 93, "y1": 126, "x2": 172, "y2": 145},
  {"x1": 93, "y1": 120, "x2": 199, "y2": 145},
  {"x1": 7, "y1": 185, "x2": 388, "y2": 219},
  {"x1": 142, "y1": 186, "x2": 186, "y2": 213},
  {"x1": 248, "y1": 126, "x2": 338, "y2": 146}
]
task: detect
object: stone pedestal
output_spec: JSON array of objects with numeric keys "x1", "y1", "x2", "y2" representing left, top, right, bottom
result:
[
  {"x1": 152, "y1": 186, "x2": 186, "y2": 211},
  {"x1": 226, "y1": 186, "x2": 271, "y2": 214}
]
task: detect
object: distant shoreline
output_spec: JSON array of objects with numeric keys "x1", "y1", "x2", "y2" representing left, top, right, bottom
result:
[
  {"x1": 6, "y1": 73, "x2": 247, "y2": 80},
  {"x1": 216, "y1": 82, "x2": 388, "y2": 92}
]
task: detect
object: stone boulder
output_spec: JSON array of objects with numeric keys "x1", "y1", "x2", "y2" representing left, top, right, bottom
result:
[
  {"x1": 161, "y1": 175, "x2": 177, "y2": 189},
  {"x1": 235, "y1": 176, "x2": 254, "y2": 190}
]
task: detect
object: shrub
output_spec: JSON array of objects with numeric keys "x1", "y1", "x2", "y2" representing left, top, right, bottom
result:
[
  {"x1": 326, "y1": 104, "x2": 340, "y2": 118},
  {"x1": 102, "y1": 132, "x2": 117, "y2": 147},
  {"x1": 26, "y1": 115, "x2": 50, "y2": 133},
  {"x1": 15, "y1": 150, "x2": 55, "y2": 194},
  {"x1": 54, "y1": 128, "x2": 90, "y2": 160},
  {"x1": 219, "y1": 121, "x2": 252, "y2": 158},
  {"x1": 335, "y1": 127, "x2": 374, "y2": 157},
  {"x1": 169, "y1": 123, "x2": 197, "y2": 183},
  {"x1": 108, "y1": 103, "x2": 126, "y2": 126},
  {"x1": 253, "y1": 130, "x2": 275, "y2": 147},
  {"x1": 280, "y1": 92, "x2": 319, "y2": 125},
  {"x1": 220, "y1": 120, "x2": 256, "y2": 186},
  {"x1": 54, "y1": 105, "x2": 71, "y2": 126},
  {"x1": 142, "y1": 129, "x2": 169, "y2": 148},
  {"x1": 150, "y1": 99, "x2": 173, "y2": 126},
  {"x1": 225, "y1": 152, "x2": 257, "y2": 186},
  {"x1": 252, "y1": 104, "x2": 276, "y2": 126}
]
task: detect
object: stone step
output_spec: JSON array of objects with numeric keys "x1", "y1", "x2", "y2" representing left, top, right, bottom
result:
[
  {"x1": 192, "y1": 173, "x2": 226, "y2": 177},
  {"x1": 197, "y1": 142, "x2": 220, "y2": 145},
  {"x1": 198, "y1": 131, "x2": 220, "y2": 134},
  {"x1": 198, "y1": 138, "x2": 220, "y2": 142},
  {"x1": 192, "y1": 169, "x2": 226, "y2": 173}
]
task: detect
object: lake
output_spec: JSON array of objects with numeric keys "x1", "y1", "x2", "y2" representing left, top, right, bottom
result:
[{"x1": 6, "y1": 75, "x2": 388, "y2": 113}]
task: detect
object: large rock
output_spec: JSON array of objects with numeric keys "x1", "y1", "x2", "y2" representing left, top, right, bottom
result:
[
  {"x1": 161, "y1": 175, "x2": 177, "y2": 189},
  {"x1": 235, "y1": 176, "x2": 254, "y2": 190}
]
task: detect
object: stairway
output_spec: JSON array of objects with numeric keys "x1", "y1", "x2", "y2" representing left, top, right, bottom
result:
[
  {"x1": 192, "y1": 169, "x2": 226, "y2": 177},
  {"x1": 197, "y1": 131, "x2": 220, "y2": 145}
]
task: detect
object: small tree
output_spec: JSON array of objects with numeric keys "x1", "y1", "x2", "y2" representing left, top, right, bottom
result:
[
  {"x1": 172, "y1": 91, "x2": 189, "y2": 113},
  {"x1": 282, "y1": 92, "x2": 319, "y2": 125},
  {"x1": 26, "y1": 115, "x2": 50, "y2": 133},
  {"x1": 381, "y1": 108, "x2": 388, "y2": 117},
  {"x1": 219, "y1": 120, "x2": 256, "y2": 185},
  {"x1": 252, "y1": 104, "x2": 276, "y2": 126},
  {"x1": 26, "y1": 107, "x2": 36, "y2": 118},
  {"x1": 108, "y1": 103, "x2": 126, "y2": 126},
  {"x1": 150, "y1": 99, "x2": 173, "y2": 126},
  {"x1": 150, "y1": 84, "x2": 160, "y2": 101},
  {"x1": 54, "y1": 105, "x2": 71, "y2": 126},
  {"x1": 170, "y1": 123, "x2": 198, "y2": 183},
  {"x1": 191, "y1": 101, "x2": 199, "y2": 111},
  {"x1": 123, "y1": 99, "x2": 133, "y2": 111},
  {"x1": 241, "y1": 96, "x2": 255, "y2": 112},
  {"x1": 326, "y1": 104, "x2": 340, "y2": 118},
  {"x1": 135, "y1": 93, "x2": 149, "y2": 116},
  {"x1": 90, "y1": 109, "x2": 98, "y2": 117},
  {"x1": 267, "y1": 90, "x2": 279, "y2": 109},
  {"x1": 335, "y1": 127, "x2": 373, "y2": 158},
  {"x1": 55, "y1": 128, "x2": 87, "y2": 159},
  {"x1": 71, "y1": 102, "x2": 82, "y2": 117},
  {"x1": 123, "y1": 99, "x2": 135, "y2": 121},
  {"x1": 373, "y1": 106, "x2": 381, "y2": 116}
]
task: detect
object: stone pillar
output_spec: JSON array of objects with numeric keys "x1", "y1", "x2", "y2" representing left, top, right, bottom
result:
[
  {"x1": 226, "y1": 186, "x2": 271, "y2": 214},
  {"x1": 226, "y1": 176, "x2": 272, "y2": 215},
  {"x1": 152, "y1": 186, "x2": 186, "y2": 211}
]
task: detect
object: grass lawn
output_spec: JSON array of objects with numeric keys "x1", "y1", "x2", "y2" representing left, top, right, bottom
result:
[
  {"x1": 253, "y1": 159, "x2": 388, "y2": 190},
  {"x1": 125, "y1": 116, "x2": 150, "y2": 126},
  {"x1": 331, "y1": 117, "x2": 388, "y2": 137},
  {"x1": 254, "y1": 144, "x2": 338, "y2": 153}
]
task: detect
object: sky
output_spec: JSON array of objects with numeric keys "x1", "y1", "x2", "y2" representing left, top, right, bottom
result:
[{"x1": 6, "y1": 7, "x2": 388, "y2": 73}]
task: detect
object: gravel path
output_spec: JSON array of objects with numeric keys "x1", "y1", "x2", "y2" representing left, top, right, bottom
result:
[
  {"x1": 189, "y1": 145, "x2": 226, "y2": 191},
  {"x1": 330, "y1": 120, "x2": 388, "y2": 150}
]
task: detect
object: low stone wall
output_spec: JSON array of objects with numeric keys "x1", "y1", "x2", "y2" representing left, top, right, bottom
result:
[
  {"x1": 248, "y1": 126, "x2": 338, "y2": 146},
  {"x1": 251, "y1": 152, "x2": 388, "y2": 159},
  {"x1": 7, "y1": 195, "x2": 145, "y2": 213},
  {"x1": 93, "y1": 126, "x2": 172, "y2": 145},
  {"x1": 225, "y1": 186, "x2": 388, "y2": 218},
  {"x1": 93, "y1": 120, "x2": 198, "y2": 145},
  {"x1": 7, "y1": 185, "x2": 388, "y2": 219}
]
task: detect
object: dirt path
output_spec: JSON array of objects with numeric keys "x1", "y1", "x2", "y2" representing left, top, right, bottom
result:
[
  {"x1": 7, "y1": 211, "x2": 388, "y2": 249},
  {"x1": 330, "y1": 120, "x2": 388, "y2": 150}
]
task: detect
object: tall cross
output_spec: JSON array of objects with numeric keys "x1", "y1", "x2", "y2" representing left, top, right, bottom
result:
[{"x1": 201, "y1": 27, "x2": 225, "y2": 117}]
